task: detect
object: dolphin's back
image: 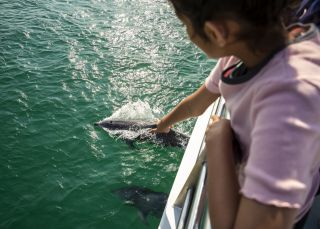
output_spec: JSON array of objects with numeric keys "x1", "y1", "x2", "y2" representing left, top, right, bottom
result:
[
  {"x1": 95, "y1": 119, "x2": 189, "y2": 148},
  {"x1": 96, "y1": 120, "x2": 157, "y2": 130},
  {"x1": 151, "y1": 130, "x2": 189, "y2": 148}
]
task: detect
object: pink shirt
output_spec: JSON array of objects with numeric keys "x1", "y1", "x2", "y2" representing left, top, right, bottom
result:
[{"x1": 205, "y1": 24, "x2": 320, "y2": 220}]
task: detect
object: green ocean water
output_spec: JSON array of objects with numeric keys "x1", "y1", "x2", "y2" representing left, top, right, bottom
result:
[{"x1": 0, "y1": 0, "x2": 216, "y2": 228}]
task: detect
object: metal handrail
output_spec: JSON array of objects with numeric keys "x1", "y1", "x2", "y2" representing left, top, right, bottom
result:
[
  {"x1": 177, "y1": 188, "x2": 193, "y2": 229},
  {"x1": 186, "y1": 163, "x2": 207, "y2": 229}
]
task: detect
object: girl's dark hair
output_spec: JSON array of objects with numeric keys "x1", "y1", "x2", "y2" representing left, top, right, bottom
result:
[{"x1": 169, "y1": 0, "x2": 289, "y2": 52}]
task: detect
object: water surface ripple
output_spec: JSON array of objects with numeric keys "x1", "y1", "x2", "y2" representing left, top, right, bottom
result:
[{"x1": 0, "y1": 0, "x2": 216, "y2": 228}]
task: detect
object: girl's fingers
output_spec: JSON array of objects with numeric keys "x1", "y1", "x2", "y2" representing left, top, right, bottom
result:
[
  {"x1": 209, "y1": 115, "x2": 221, "y2": 126},
  {"x1": 149, "y1": 128, "x2": 157, "y2": 133}
]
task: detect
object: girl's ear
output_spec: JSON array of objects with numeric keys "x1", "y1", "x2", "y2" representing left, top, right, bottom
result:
[{"x1": 204, "y1": 21, "x2": 228, "y2": 47}]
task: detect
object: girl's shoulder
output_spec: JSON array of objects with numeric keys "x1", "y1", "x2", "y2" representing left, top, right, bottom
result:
[{"x1": 261, "y1": 23, "x2": 320, "y2": 83}]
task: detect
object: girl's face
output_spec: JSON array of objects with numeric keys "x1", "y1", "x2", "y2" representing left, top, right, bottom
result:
[{"x1": 180, "y1": 16, "x2": 225, "y2": 58}]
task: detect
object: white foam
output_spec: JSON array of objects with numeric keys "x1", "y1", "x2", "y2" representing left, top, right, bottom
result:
[
  {"x1": 102, "y1": 100, "x2": 161, "y2": 141},
  {"x1": 105, "y1": 100, "x2": 159, "y2": 121}
]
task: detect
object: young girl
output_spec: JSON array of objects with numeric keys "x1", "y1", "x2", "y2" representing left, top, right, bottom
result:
[{"x1": 152, "y1": 0, "x2": 320, "y2": 228}]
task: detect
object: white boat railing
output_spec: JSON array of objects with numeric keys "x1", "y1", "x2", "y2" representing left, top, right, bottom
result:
[{"x1": 159, "y1": 97, "x2": 227, "y2": 229}]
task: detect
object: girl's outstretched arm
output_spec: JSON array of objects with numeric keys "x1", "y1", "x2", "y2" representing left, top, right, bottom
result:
[{"x1": 153, "y1": 84, "x2": 219, "y2": 133}]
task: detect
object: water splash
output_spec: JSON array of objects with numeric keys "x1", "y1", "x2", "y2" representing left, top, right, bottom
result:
[
  {"x1": 100, "y1": 100, "x2": 160, "y2": 141},
  {"x1": 107, "y1": 100, "x2": 158, "y2": 121}
]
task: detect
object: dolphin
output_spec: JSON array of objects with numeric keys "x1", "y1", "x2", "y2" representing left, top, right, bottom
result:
[
  {"x1": 113, "y1": 186, "x2": 168, "y2": 225},
  {"x1": 96, "y1": 120, "x2": 157, "y2": 131},
  {"x1": 95, "y1": 119, "x2": 189, "y2": 148}
]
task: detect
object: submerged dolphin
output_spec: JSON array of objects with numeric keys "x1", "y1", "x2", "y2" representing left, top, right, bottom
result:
[
  {"x1": 113, "y1": 186, "x2": 168, "y2": 225},
  {"x1": 95, "y1": 119, "x2": 190, "y2": 148}
]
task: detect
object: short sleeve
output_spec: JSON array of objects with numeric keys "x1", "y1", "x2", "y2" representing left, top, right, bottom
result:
[
  {"x1": 205, "y1": 59, "x2": 223, "y2": 94},
  {"x1": 241, "y1": 80, "x2": 320, "y2": 209},
  {"x1": 205, "y1": 56, "x2": 239, "y2": 94}
]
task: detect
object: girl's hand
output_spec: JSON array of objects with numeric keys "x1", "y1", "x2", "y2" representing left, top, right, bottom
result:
[
  {"x1": 205, "y1": 115, "x2": 232, "y2": 146},
  {"x1": 150, "y1": 119, "x2": 171, "y2": 133}
]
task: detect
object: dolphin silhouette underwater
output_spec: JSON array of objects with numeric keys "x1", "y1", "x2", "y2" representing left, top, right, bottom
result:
[
  {"x1": 113, "y1": 186, "x2": 168, "y2": 225},
  {"x1": 95, "y1": 119, "x2": 190, "y2": 148}
]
